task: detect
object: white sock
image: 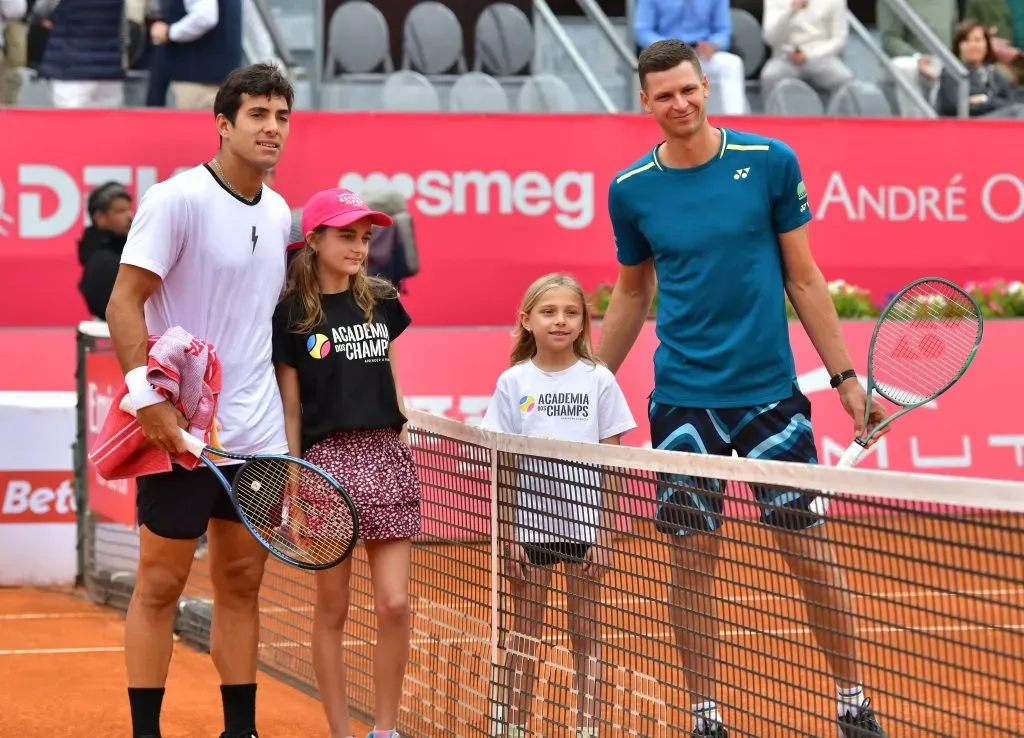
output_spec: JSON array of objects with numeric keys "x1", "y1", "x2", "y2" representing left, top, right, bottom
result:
[
  {"x1": 693, "y1": 701, "x2": 721, "y2": 731},
  {"x1": 837, "y1": 684, "x2": 865, "y2": 717}
]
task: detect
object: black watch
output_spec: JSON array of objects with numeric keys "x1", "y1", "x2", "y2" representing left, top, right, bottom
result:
[{"x1": 829, "y1": 369, "x2": 857, "y2": 389}]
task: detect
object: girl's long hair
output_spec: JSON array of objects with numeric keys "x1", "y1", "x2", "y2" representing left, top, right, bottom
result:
[
  {"x1": 285, "y1": 226, "x2": 397, "y2": 334},
  {"x1": 509, "y1": 273, "x2": 600, "y2": 366}
]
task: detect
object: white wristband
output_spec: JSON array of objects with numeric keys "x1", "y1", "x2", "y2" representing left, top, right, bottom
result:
[{"x1": 124, "y1": 366, "x2": 166, "y2": 410}]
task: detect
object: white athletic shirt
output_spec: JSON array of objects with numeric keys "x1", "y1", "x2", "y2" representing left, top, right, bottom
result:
[
  {"x1": 120, "y1": 164, "x2": 291, "y2": 455},
  {"x1": 481, "y1": 359, "x2": 636, "y2": 544}
]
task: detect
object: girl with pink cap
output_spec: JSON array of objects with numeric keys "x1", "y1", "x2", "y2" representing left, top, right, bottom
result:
[{"x1": 272, "y1": 187, "x2": 420, "y2": 738}]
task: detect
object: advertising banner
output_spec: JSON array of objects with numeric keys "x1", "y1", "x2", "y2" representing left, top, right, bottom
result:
[{"x1": 1, "y1": 110, "x2": 1021, "y2": 328}]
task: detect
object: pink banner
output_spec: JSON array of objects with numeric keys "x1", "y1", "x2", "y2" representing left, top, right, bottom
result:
[
  {"x1": 81, "y1": 319, "x2": 1023, "y2": 527},
  {"x1": 1, "y1": 109, "x2": 1021, "y2": 328}
]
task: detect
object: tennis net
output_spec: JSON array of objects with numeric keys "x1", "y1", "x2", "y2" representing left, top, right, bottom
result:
[{"x1": 75, "y1": 323, "x2": 1024, "y2": 737}]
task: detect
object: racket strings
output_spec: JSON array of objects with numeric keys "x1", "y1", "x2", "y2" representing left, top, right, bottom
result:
[
  {"x1": 234, "y1": 458, "x2": 356, "y2": 567},
  {"x1": 872, "y1": 281, "x2": 981, "y2": 406}
]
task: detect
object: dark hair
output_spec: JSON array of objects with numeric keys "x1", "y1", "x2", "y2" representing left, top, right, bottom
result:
[
  {"x1": 214, "y1": 62, "x2": 295, "y2": 124},
  {"x1": 952, "y1": 19, "x2": 996, "y2": 65},
  {"x1": 638, "y1": 39, "x2": 703, "y2": 88},
  {"x1": 87, "y1": 181, "x2": 132, "y2": 217}
]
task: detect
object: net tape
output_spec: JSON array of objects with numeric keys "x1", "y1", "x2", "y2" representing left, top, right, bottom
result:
[{"x1": 76, "y1": 322, "x2": 1024, "y2": 736}]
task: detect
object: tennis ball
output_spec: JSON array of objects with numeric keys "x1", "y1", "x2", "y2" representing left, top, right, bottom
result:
[{"x1": 251, "y1": 480, "x2": 262, "y2": 492}]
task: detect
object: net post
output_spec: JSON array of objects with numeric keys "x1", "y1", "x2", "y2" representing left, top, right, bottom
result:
[
  {"x1": 73, "y1": 323, "x2": 90, "y2": 584},
  {"x1": 488, "y1": 431, "x2": 500, "y2": 720}
]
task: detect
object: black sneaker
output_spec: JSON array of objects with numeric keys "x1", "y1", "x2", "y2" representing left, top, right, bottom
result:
[
  {"x1": 838, "y1": 698, "x2": 887, "y2": 737},
  {"x1": 692, "y1": 724, "x2": 728, "y2": 737}
]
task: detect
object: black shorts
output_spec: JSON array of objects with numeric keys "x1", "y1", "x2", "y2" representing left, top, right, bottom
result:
[
  {"x1": 522, "y1": 541, "x2": 591, "y2": 567},
  {"x1": 649, "y1": 384, "x2": 824, "y2": 536},
  {"x1": 136, "y1": 463, "x2": 241, "y2": 540}
]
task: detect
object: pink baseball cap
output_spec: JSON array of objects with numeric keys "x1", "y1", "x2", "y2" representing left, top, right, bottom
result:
[{"x1": 288, "y1": 187, "x2": 393, "y2": 250}]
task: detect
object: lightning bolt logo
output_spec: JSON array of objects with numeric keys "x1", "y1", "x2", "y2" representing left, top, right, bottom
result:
[{"x1": 251, "y1": 225, "x2": 258, "y2": 253}]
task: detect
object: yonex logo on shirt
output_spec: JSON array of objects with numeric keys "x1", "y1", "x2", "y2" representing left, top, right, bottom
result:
[{"x1": 734, "y1": 168, "x2": 750, "y2": 180}]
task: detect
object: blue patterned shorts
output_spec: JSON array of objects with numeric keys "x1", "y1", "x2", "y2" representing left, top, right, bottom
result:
[{"x1": 649, "y1": 384, "x2": 824, "y2": 536}]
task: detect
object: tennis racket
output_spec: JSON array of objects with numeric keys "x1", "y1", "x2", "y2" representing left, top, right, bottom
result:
[
  {"x1": 835, "y1": 277, "x2": 984, "y2": 469},
  {"x1": 119, "y1": 396, "x2": 359, "y2": 570}
]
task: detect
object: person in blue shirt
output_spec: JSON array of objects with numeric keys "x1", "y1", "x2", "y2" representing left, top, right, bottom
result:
[
  {"x1": 598, "y1": 39, "x2": 889, "y2": 738},
  {"x1": 633, "y1": 0, "x2": 747, "y2": 114}
]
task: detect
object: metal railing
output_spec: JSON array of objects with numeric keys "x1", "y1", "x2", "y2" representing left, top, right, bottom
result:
[
  {"x1": 847, "y1": 11, "x2": 936, "y2": 118},
  {"x1": 881, "y1": 0, "x2": 969, "y2": 118},
  {"x1": 533, "y1": 0, "x2": 617, "y2": 112},
  {"x1": 574, "y1": 0, "x2": 639, "y2": 111},
  {"x1": 246, "y1": 0, "x2": 297, "y2": 71}
]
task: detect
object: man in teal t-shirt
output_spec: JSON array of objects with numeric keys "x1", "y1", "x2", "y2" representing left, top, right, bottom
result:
[{"x1": 599, "y1": 39, "x2": 889, "y2": 738}]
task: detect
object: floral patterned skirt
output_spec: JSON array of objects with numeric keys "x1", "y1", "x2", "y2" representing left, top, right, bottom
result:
[{"x1": 303, "y1": 428, "x2": 421, "y2": 541}]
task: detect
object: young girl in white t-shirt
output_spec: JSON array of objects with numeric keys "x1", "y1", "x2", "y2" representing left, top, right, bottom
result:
[{"x1": 482, "y1": 273, "x2": 636, "y2": 738}]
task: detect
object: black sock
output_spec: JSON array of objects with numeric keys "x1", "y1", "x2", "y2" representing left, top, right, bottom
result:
[
  {"x1": 128, "y1": 687, "x2": 165, "y2": 737},
  {"x1": 221, "y1": 683, "x2": 258, "y2": 736}
]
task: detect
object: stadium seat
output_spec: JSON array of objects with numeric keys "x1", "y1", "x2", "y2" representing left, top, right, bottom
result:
[
  {"x1": 325, "y1": 0, "x2": 393, "y2": 76},
  {"x1": 516, "y1": 73, "x2": 577, "y2": 112},
  {"x1": 449, "y1": 71, "x2": 510, "y2": 111},
  {"x1": 764, "y1": 77, "x2": 825, "y2": 116},
  {"x1": 381, "y1": 70, "x2": 442, "y2": 111},
  {"x1": 401, "y1": 1, "x2": 468, "y2": 75},
  {"x1": 729, "y1": 7, "x2": 766, "y2": 79},
  {"x1": 474, "y1": 2, "x2": 533, "y2": 77},
  {"x1": 826, "y1": 80, "x2": 893, "y2": 117}
]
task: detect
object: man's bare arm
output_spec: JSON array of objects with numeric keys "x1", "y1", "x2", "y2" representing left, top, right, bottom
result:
[
  {"x1": 779, "y1": 224, "x2": 853, "y2": 377},
  {"x1": 106, "y1": 264, "x2": 188, "y2": 453},
  {"x1": 596, "y1": 259, "x2": 657, "y2": 374},
  {"x1": 106, "y1": 264, "x2": 162, "y2": 374}
]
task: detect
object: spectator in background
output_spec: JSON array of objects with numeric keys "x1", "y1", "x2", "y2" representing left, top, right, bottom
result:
[
  {"x1": 964, "y1": 0, "x2": 1024, "y2": 85},
  {"x1": 877, "y1": 0, "x2": 958, "y2": 116},
  {"x1": 31, "y1": 0, "x2": 126, "y2": 108},
  {"x1": 761, "y1": 0, "x2": 853, "y2": 95},
  {"x1": 150, "y1": 0, "x2": 242, "y2": 110},
  {"x1": 937, "y1": 18, "x2": 1024, "y2": 115},
  {"x1": 79, "y1": 182, "x2": 134, "y2": 320},
  {"x1": 0, "y1": 0, "x2": 27, "y2": 105},
  {"x1": 634, "y1": 0, "x2": 748, "y2": 114}
]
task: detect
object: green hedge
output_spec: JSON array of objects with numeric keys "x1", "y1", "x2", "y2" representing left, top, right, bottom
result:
[{"x1": 587, "y1": 280, "x2": 1024, "y2": 320}]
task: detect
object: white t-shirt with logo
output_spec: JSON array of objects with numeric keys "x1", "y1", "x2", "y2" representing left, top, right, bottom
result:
[
  {"x1": 481, "y1": 359, "x2": 637, "y2": 544},
  {"x1": 120, "y1": 164, "x2": 292, "y2": 455}
]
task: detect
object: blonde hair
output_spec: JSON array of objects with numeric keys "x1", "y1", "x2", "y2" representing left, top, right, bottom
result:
[
  {"x1": 510, "y1": 273, "x2": 599, "y2": 366},
  {"x1": 285, "y1": 226, "x2": 397, "y2": 334}
]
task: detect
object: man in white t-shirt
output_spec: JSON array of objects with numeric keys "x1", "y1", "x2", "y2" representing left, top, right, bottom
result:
[{"x1": 105, "y1": 62, "x2": 294, "y2": 738}]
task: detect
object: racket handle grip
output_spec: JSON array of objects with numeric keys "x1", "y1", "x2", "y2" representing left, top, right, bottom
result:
[
  {"x1": 118, "y1": 395, "x2": 207, "y2": 459},
  {"x1": 836, "y1": 440, "x2": 867, "y2": 469}
]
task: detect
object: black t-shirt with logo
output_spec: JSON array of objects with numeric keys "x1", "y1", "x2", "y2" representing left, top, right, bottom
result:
[{"x1": 272, "y1": 288, "x2": 412, "y2": 453}]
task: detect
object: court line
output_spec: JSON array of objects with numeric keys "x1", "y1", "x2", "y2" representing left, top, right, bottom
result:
[
  {"x1": 258, "y1": 586, "x2": 1024, "y2": 617},
  {"x1": 256, "y1": 619, "x2": 1024, "y2": 652},
  {"x1": 0, "y1": 646, "x2": 124, "y2": 656},
  {"x1": 0, "y1": 612, "x2": 109, "y2": 621}
]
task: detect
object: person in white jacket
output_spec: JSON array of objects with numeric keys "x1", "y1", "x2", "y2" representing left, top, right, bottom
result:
[
  {"x1": 760, "y1": 0, "x2": 854, "y2": 95},
  {"x1": 0, "y1": 0, "x2": 27, "y2": 104}
]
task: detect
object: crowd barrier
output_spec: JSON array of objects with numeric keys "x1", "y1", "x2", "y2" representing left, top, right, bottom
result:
[
  {"x1": 0, "y1": 109, "x2": 1021, "y2": 328},
  {"x1": 0, "y1": 391, "x2": 77, "y2": 585}
]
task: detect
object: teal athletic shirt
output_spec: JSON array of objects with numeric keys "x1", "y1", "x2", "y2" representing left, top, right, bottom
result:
[{"x1": 608, "y1": 128, "x2": 813, "y2": 409}]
